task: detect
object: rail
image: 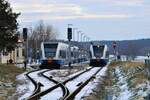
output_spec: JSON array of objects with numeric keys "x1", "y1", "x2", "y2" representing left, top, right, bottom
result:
[{"x1": 27, "y1": 67, "x2": 93, "y2": 100}]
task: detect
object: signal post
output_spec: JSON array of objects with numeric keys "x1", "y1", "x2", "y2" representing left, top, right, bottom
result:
[
  {"x1": 67, "y1": 24, "x2": 72, "y2": 67},
  {"x1": 23, "y1": 28, "x2": 28, "y2": 70}
]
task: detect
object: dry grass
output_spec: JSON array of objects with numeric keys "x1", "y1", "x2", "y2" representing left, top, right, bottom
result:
[
  {"x1": 0, "y1": 64, "x2": 24, "y2": 99},
  {"x1": 83, "y1": 70, "x2": 114, "y2": 100},
  {"x1": 0, "y1": 64, "x2": 24, "y2": 83},
  {"x1": 109, "y1": 61, "x2": 123, "y2": 67},
  {"x1": 130, "y1": 78, "x2": 147, "y2": 88},
  {"x1": 133, "y1": 73, "x2": 147, "y2": 79},
  {"x1": 129, "y1": 72, "x2": 148, "y2": 89},
  {"x1": 109, "y1": 61, "x2": 148, "y2": 91},
  {"x1": 109, "y1": 61, "x2": 144, "y2": 68}
]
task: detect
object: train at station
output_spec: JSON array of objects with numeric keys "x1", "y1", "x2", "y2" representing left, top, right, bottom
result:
[
  {"x1": 89, "y1": 44, "x2": 109, "y2": 67},
  {"x1": 39, "y1": 41, "x2": 109, "y2": 69},
  {"x1": 40, "y1": 42, "x2": 79, "y2": 69}
]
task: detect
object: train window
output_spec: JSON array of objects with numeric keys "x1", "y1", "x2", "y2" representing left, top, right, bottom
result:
[
  {"x1": 93, "y1": 46, "x2": 104, "y2": 57},
  {"x1": 60, "y1": 50, "x2": 66, "y2": 58},
  {"x1": 44, "y1": 43, "x2": 58, "y2": 58}
]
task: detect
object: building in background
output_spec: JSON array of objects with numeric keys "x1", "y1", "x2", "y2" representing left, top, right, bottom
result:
[{"x1": 0, "y1": 39, "x2": 25, "y2": 64}]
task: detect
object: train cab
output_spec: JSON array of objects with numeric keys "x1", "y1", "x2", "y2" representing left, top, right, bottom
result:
[{"x1": 89, "y1": 44, "x2": 109, "y2": 67}]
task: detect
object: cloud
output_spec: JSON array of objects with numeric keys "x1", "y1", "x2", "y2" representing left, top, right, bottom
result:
[
  {"x1": 9, "y1": 0, "x2": 134, "y2": 23},
  {"x1": 81, "y1": 0, "x2": 145, "y2": 7},
  {"x1": 12, "y1": 3, "x2": 82, "y2": 15},
  {"x1": 112, "y1": 0, "x2": 145, "y2": 6},
  {"x1": 18, "y1": 13, "x2": 133, "y2": 22}
]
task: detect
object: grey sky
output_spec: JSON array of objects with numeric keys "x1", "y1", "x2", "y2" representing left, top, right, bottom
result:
[{"x1": 8, "y1": 0, "x2": 150, "y2": 40}]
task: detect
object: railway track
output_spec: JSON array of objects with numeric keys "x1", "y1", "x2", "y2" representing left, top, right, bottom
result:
[
  {"x1": 25, "y1": 69, "x2": 42, "y2": 96},
  {"x1": 64, "y1": 67, "x2": 103, "y2": 100},
  {"x1": 26, "y1": 69, "x2": 57, "y2": 98},
  {"x1": 27, "y1": 67, "x2": 105, "y2": 100},
  {"x1": 40, "y1": 70, "x2": 70, "y2": 99}
]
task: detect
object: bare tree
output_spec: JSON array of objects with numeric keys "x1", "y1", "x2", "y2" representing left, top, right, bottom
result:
[{"x1": 28, "y1": 20, "x2": 58, "y2": 60}]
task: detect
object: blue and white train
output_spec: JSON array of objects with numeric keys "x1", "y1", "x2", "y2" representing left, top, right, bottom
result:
[
  {"x1": 89, "y1": 44, "x2": 109, "y2": 67},
  {"x1": 40, "y1": 42, "x2": 79, "y2": 69}
]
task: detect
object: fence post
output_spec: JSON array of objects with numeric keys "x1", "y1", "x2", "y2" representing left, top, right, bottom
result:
[{"x1": 145, "y1": 59, "x2": 150, "y2": 78}]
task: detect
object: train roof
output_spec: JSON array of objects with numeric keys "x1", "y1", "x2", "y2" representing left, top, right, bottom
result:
[
  {"x1": 91, "y1": 44, "x2": 107, "y2": 46},
  {"x1": 41, "y1": 42, "x2": 79, "y2": 48},
  {"x1": 42, "y1": 41, "x2": 66, "y2": 44}
]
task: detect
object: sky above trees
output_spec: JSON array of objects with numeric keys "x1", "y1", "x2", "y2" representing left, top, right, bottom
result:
[{"x1": 8, "y1": 0, "x2": 150, "y2": 40}]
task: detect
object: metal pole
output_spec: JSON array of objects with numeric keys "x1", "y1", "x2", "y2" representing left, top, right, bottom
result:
[
  {"x1": 26, "y1": 38, "x2": 28, "y2": 64},
  {"x1": 80, "y1": 33, "x2": 84, "y2": 42},
  {"x1": 68, "y1": 24, "x2": 72, "y2": 67},
  {"x1": 77, "y1": 31, "x2": 81, "y2": 42},
  {"x1": 73, "y1": 28, "x2": 77, "y2": 41},
  {"x1": 68, "y1": 41, "x2": 71, "y2": 67},
  {"x1": 35, "y1": 38, "x2": 37, "y2": 62}
]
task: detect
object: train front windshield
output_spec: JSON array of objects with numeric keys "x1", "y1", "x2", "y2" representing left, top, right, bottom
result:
[
  {"x1": 93, "y1": 46, "x2": 104, "y2": 58},
  {"x1": 44, "y1": 43, "x2": 58, "y2": 58}
]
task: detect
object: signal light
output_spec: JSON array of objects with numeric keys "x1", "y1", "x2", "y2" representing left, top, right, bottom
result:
[
  {"x1": 67, "y1": 28, "x2": 72, "y2": 40},
  {"x1": 23, "y1": 28, "x2": 28, "y2": 41},
  {"x1": 112, "y1": 41, "x2": 117, "y2": 49}
]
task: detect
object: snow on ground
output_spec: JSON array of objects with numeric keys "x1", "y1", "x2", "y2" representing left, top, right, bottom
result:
[
  {"x1": 66, "y1": 67, "x2": 100, "y2": 93},
  {"x1": 28, "y1": 69, "x2": 55, "y2": 91},
  {"x1": 16, "y1": 66, "x2": 107, "y2": 100},
  {"x1": 16, "y1": 72, "x2": 35, "y2": 100},
  {"x1": 134, "y1": 56, "x2": 149, "y2": 62},
  {"x1": 113, "y1": 66, "x2": 133, "y2": 100},
  {"x1": 75, "y1": 66, "x2": 108, "y2": 100},
  {"x1": 44, "y1": 67, "x2": 91, "y2": 82},
  {"x1": 40, "y1": 67, "x2": 98, "y2": 100},
  {"x1": 44, "y1": 69, "x2": 75, "y2": 82},
  {"x1": 40, "y1": 68, "x2": 92, "y2": 100},
  {"x1": 16, "y1": 69, "x2": 57, "y2": 100},
  {"x1": 40, "y1": 87, "x2": 63, "y2": 100}
]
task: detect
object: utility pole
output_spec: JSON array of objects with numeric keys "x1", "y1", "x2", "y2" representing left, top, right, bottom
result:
[
  {"x1": 80, "y1": 33, "x2": 84, "y2": 42},
  {"x1": 73, "y1": 28, "x2": 77, "y2": 41},
  {"x1": 77, "y1": 31, "x2": 81, "y2": 42},
  {"x1": 112, "y1": 41, "x2": 117, "y2": 60},
  {"x1": 23, "y1": 28, "x2": 28, "y2": 70},
  {"x1": 67, "y1": 24, "x2": 72, "y2": 67}
]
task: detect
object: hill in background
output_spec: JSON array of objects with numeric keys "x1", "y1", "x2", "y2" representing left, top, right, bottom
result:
[{"x1": 91, "y1": 38, "x2": 150, "y2": 56}]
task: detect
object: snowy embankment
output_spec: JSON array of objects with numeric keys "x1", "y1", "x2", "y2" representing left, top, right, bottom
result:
[
  {"x1": 110, "y1": 61, "x2": 150, "y2": 100},
  {"x1": 113, "y1": 66, "x2": 133, "y2": 100},
  {"x1": 75, "y1": 67, "x2": 107, "y2": 100}
]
